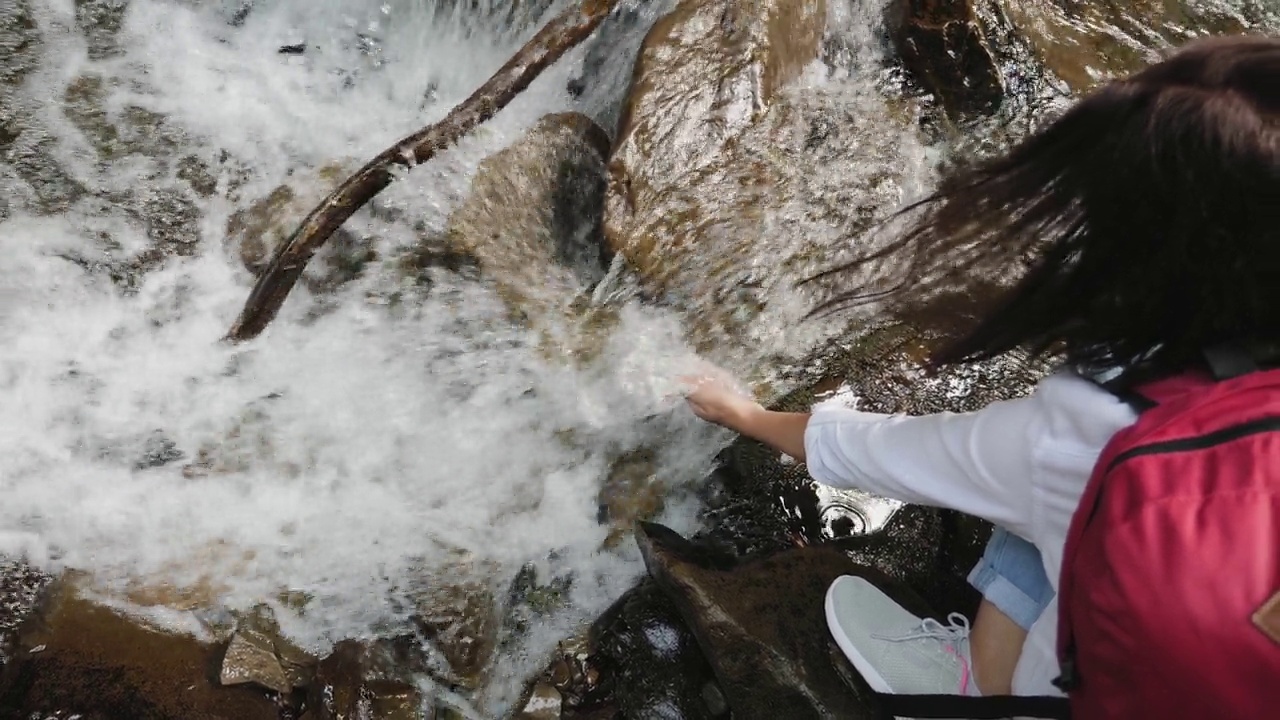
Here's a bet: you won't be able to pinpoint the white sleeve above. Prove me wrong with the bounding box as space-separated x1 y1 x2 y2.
803 394 1039 536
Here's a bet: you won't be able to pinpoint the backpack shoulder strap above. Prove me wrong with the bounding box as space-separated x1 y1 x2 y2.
875 693 1070 719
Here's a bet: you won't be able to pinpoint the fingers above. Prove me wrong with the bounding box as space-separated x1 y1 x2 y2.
676 374 710 396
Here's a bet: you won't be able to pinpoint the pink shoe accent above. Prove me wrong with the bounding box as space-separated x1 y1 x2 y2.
944 643 973 696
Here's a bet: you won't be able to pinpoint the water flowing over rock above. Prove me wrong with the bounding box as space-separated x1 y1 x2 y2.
423 111 611 345
407 570 501 690
603 0 937 378
0 0 39 90
0 582 279 719
225 163 377 295
309 639 430 720
889 0 1004 118
75 0 129 60
890 0 1277 123
995 0 1265 94
219 605 317 696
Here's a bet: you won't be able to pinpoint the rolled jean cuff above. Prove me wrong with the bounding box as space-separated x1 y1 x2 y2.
967 526 1055 631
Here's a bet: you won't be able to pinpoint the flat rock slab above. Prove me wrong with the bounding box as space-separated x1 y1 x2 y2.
637 522 939 720
0 582 278 720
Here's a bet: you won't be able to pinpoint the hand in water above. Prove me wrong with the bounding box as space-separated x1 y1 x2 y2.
680 371 763 431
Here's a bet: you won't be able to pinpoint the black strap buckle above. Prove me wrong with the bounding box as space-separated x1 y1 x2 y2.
1203 344 1260 381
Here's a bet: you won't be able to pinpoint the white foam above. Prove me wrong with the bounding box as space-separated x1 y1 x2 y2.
0 0 940 712
0 0 726 712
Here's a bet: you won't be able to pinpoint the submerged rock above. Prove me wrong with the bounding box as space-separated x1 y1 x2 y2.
588 581 726 720
0 0 39 89
889 0 1003 118
75 0 130 61
995 0 1262 94
0 559 50 673
219 605 317 696
888 0 1275 124
635 522 930 720
603 0 939 378
0 582 279 719
309 638 430 720
424 111 611 345
224 163 378 294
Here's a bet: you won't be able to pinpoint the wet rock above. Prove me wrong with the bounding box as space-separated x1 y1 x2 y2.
430 111 610 334
309 638 429 720
635 522 923 719
994 0 1260 94
177 154 218 197
219 605 316 696
221 631 292 694
406 570 500 689
133 431 185 470
140 187 201 254
597 449 666 549
224 166 377 293
0 0 39 89
588 581 725 720
607 0 826 284
604 0 933 375
888 0 1003 118
515 682 563 720
75 0 129 61
63 72 182 161
0 560 50 673
0 581 279 719
4 127 87 214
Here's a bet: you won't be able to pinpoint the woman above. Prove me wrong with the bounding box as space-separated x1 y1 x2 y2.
683 34 1279 700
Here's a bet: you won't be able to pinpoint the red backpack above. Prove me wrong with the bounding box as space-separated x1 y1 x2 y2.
1053 362 1280 718
872 357 1280 720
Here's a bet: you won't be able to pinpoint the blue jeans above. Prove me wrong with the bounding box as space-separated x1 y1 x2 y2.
967 526 1055 631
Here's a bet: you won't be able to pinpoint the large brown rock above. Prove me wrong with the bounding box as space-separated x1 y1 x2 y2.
309 638 431 720
635 522 930 720
0 582 279 720
606 0 826 290
420 111 611 342
890 0 1272 120
224 162 376 295
997 0 1259 94
889 0 1004 118
603 0 935 377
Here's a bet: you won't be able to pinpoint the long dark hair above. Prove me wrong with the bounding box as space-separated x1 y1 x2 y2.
814 35 1280 388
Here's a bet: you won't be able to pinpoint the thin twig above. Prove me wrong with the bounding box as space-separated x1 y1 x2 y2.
226 0 620 341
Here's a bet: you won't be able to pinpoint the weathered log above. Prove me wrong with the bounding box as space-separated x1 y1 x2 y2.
226 0 621 342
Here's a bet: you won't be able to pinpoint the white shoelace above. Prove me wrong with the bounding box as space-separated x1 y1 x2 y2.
873 612 972 644
872 612 975 695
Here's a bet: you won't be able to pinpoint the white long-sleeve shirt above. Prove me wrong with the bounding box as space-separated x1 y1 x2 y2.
803 371 1138 696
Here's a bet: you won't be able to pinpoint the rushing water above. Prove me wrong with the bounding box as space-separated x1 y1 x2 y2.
0 0 924 710
0 0 736 708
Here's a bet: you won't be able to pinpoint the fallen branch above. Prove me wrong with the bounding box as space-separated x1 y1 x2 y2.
226 0 620 341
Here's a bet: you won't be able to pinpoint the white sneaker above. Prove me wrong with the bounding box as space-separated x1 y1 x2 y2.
825 575 975 697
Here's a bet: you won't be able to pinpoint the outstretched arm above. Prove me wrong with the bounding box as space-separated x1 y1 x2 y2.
683 375 811 461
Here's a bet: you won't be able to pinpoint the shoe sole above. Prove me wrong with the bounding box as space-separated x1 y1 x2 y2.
825 575 894 694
